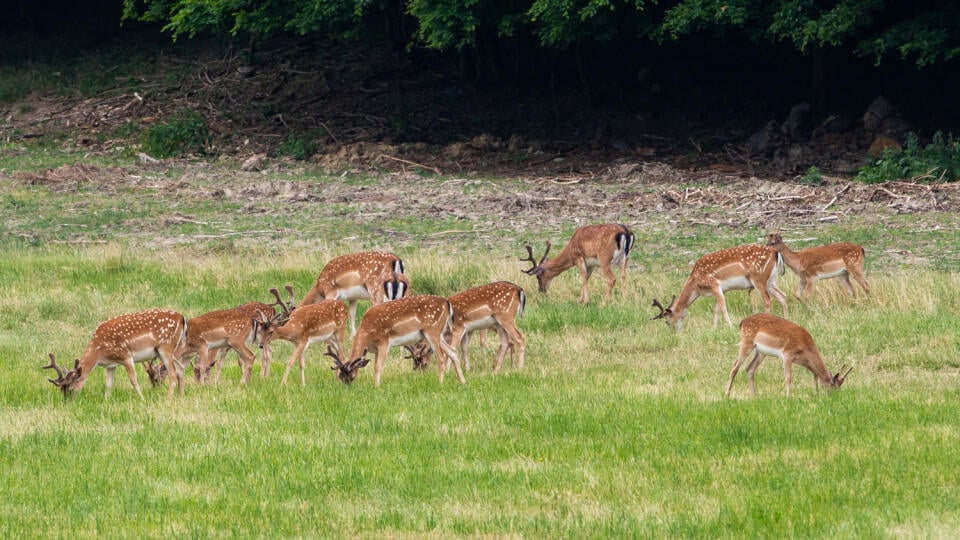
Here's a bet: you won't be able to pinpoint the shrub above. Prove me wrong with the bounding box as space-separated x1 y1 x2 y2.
142 110 210 158
857 132 960 184
277 133 318 160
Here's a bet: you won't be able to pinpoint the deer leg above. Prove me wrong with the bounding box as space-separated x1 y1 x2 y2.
121 360 146 400
726 344 754 396
448 326 468 371
850 267 871 295
260 343 273 378
712 286 731 328
796 278 812 304
600 262 617 301
235 344 257 385
348 301 359 336
281 341 309 386
744 352 765 398
768 283 788 318
158 345 184 396
491 325 511 372
426 329 465 384
784 360 794 397
578 260 592 304
211 348 227 383
373 348 389 386
493 314 525 369
104 366 117 399
839 273 856 296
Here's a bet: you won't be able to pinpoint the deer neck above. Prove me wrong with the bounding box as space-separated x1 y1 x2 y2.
299 282 327 305
543 247 578 277
771 243 804 273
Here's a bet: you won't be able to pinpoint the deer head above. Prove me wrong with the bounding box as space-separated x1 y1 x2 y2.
404 342 433 371
145 359 168 387
326 345 371 384
831 365 854 388
42 353 82 397
519 242 552 292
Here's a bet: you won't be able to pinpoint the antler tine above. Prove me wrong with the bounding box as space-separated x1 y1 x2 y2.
538 241 552 266
268 287 286 312
650 298 667 319
324 344 345 369
42 352 65 379
840 364 854 378
284 284 296 310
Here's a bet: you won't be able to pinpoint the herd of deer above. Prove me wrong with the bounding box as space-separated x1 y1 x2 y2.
42 223 867 400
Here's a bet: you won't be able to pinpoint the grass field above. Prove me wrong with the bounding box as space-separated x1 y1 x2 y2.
1 154 959 537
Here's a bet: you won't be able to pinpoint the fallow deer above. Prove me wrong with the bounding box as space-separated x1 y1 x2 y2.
203 288 292 382
299 251 408 334
651 244 788 331
328 295 465 386
448 281 526 371
766 232 870 303
521 223 634 304
254 293 348 387
42 309 187 399
729 313 853 397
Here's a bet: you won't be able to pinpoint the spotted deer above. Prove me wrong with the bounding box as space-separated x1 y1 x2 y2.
766 232 870 303
521 223 634 304
327 295 464 386
300 251 408 334
254 288 348 386
43 309 188 399
729 314 852 397
651 244 787 331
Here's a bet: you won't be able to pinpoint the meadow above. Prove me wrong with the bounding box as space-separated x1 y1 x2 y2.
1 154 959 538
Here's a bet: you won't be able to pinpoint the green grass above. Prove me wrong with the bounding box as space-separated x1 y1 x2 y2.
2 245 960 537
2 157 960 537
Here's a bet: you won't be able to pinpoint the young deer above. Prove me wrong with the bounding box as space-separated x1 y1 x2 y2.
299 251 408 334
448 281 526 371
729 313 853 397
43 309 188 399
180 307 267 385
766 232 870 303
328 295 465 386
203 288 292 382
254 296 348 387
651 244 787 331
521 223 634 304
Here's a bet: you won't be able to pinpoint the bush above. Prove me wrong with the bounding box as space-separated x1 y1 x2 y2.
857 132 960 184
142 110 210 158
277 133 318 160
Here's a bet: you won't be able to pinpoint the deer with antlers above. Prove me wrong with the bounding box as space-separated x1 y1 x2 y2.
43 308 188 399
405 282 527 372
766 232 870 303
253 286 348 386
651 244 788 331
196 289 293 382
179 288 291 385
328 295 465 386
299 251 409 334
728 313 853 397
521 223 634 304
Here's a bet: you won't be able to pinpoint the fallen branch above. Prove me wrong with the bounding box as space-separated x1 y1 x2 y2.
379 154 441 176
821 183 851 212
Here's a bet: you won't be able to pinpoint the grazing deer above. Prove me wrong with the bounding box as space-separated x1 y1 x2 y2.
42 309 187 399
299 251 408 334
448 281 526 371
651 244 788 331
521 223 634 304
179 297 287 385
766 232 870 303
328 295 465 386
203 289 293 382
729 314 853 397
254 294 348 387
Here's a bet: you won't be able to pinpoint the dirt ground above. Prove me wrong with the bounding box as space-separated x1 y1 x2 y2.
4 40 959 255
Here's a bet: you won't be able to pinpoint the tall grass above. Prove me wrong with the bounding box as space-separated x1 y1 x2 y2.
1 245 959 537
